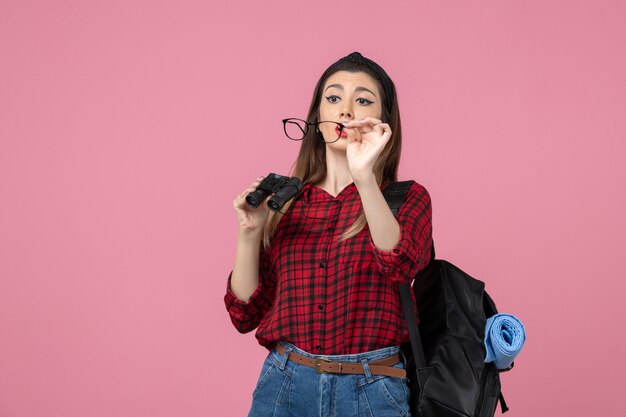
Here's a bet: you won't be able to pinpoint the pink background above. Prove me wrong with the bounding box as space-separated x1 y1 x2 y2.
1 1 624 416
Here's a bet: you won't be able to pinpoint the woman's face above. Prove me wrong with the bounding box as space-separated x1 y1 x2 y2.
317 70 383 150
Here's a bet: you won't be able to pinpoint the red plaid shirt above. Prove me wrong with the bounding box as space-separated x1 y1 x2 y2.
224 180 433 355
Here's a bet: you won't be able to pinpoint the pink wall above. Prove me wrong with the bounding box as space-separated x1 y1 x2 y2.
1 1 624 416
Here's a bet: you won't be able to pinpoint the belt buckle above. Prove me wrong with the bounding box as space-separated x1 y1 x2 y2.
315 359 327 374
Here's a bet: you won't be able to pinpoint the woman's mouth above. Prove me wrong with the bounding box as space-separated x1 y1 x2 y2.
335 125 348 138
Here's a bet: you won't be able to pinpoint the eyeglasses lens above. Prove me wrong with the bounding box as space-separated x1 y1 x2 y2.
284 119 307 140
317 122 342 143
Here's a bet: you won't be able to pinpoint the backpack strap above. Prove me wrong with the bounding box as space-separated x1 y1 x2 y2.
383 181 432 378
499 391 510 413
383 180 414 215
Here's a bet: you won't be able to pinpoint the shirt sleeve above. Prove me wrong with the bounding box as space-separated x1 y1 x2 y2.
369 182 433 284
223 242 276 333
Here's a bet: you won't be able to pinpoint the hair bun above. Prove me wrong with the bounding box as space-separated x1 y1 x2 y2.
347 51 364 60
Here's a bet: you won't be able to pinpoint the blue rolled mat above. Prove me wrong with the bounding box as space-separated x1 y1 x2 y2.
484 313 526 370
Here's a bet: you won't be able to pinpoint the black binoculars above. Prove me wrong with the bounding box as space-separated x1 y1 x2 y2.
246 173 303 212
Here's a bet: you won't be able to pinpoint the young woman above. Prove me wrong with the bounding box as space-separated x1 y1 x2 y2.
225 51 433 417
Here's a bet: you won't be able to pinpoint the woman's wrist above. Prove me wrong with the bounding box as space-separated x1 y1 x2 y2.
352 171 377 189
238 227 263 241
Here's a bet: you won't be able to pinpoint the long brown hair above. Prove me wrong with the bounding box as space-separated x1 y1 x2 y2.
263 51 403 249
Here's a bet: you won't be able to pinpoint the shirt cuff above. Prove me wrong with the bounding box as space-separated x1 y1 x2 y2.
224 270 264 319
369 225 420 267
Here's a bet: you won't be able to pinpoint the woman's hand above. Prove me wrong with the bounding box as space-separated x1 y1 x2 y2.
233 176 271 235
343 117 392 183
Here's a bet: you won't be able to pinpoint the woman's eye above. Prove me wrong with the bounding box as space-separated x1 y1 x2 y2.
325 95 340 103
357 98 373 105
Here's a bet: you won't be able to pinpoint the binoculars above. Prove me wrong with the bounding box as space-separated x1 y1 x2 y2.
246 173 303 212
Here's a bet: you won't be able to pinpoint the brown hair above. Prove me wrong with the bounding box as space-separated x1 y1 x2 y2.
263 52 403 249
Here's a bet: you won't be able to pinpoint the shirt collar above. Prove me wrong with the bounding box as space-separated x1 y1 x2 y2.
297 179 393 204
297 182 353 204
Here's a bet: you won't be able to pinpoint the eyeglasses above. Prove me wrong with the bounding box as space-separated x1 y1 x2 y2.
282 118 346 143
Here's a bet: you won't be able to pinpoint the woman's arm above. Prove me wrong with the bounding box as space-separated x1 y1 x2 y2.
225 230 276 333
355 176 433 284
354 174 401 251
229 176 271 302
225 176 275 333
344 117 401 250
230 230 263 302
346 117 433 282
224 231 276 333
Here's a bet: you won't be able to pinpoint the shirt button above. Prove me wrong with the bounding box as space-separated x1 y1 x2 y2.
319 261 327 268
315 345 322 351
327 227 334 232
318 304 324 310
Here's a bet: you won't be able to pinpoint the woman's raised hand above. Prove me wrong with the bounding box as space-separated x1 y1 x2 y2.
233 176 271 235
343 117 392 182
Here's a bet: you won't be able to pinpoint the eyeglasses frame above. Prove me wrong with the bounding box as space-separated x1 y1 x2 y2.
282 117 346 143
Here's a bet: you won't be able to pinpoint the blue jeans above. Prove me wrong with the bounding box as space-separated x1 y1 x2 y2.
248 341 411 417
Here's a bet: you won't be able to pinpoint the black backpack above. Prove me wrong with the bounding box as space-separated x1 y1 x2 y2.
383 181 513 417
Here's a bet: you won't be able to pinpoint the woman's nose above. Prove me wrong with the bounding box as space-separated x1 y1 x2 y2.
339 100 353 118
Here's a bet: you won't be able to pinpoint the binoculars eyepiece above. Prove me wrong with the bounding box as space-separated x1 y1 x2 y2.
246 173 303 212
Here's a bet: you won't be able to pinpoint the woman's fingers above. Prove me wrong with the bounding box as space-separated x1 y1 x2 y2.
246 176 265 194
357 117 382 126
344 118 382 139
373 123 391 135
345 119 392 144
344 117 382 128
346 126 358 143
234 176 266 209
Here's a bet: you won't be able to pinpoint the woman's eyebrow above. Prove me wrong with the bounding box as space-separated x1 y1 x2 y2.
324 84 377 97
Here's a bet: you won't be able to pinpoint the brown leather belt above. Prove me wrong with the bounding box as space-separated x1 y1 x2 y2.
276 344 406 379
